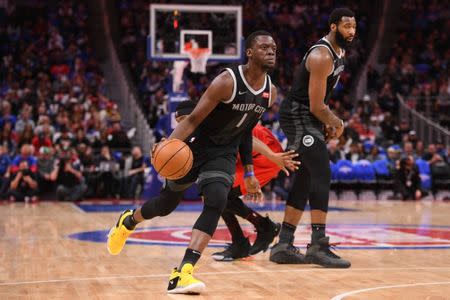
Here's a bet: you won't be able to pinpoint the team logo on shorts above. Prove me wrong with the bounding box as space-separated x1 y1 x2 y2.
302 135 314 147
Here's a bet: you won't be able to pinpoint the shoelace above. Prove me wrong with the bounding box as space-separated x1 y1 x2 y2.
288 243 301 255
322 242 341 258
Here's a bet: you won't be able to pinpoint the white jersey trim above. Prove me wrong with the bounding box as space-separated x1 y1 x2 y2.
238 65 267 95
268 75 274 107
322 37 344 58
308 44 335 76
223 68 237 104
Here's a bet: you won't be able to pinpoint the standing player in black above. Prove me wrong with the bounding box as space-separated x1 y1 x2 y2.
107 31 277 294
270 8 355 268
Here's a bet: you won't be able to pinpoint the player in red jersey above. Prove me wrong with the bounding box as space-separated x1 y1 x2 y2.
175 101 299 261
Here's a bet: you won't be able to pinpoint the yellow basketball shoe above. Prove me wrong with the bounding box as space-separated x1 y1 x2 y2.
107 209 135 255
167 263 206 294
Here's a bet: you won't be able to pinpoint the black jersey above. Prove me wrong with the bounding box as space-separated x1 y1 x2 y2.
280 37 345 139
197 65 273 146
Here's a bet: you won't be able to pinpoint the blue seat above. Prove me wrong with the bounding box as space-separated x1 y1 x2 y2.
336 160 356 182
353 159 376 183
372 159 391 178
415 159 431 190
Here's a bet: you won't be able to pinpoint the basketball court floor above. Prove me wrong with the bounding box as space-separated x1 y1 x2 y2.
1 199 450 299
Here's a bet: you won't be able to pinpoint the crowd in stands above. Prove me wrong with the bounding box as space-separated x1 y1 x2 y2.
117 0 450 200
1 1 448 202
0 1 148 202
367 0 450 128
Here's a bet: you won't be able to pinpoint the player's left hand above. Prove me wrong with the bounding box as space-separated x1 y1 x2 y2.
270 150 301 176
243 175 263 204
151 138 166 161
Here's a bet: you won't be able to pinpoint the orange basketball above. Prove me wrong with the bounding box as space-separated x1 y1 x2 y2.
151 139 193 180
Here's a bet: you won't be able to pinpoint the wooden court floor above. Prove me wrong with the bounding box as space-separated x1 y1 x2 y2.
1 199 450 299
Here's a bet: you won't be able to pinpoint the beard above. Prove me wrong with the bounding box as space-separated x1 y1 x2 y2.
335 29 353 50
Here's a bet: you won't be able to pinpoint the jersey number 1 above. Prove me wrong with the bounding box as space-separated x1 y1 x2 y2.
236 113 248 128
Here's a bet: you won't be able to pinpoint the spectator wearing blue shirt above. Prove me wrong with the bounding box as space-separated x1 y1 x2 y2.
11 144 38 174
0 101 17 128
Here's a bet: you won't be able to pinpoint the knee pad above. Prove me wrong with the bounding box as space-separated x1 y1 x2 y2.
308 165 331 212
200 180 230 213
193 204 222 236
285 169 309 211
140 186 184 219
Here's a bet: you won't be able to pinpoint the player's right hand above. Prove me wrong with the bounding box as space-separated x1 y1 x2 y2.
335 120 345 138
325 125 336 143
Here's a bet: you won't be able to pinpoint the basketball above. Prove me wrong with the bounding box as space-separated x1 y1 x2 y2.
151 139 193 180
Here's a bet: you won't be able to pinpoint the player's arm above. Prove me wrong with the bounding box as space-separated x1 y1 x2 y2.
168 72 233 142
253 137 300 175
239 126 258 199
307 48 344 136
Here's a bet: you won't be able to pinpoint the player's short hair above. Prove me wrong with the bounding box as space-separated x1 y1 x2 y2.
328 8 355 26
245 30 272 50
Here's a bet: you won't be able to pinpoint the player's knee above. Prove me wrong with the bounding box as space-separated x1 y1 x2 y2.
286 195 307 210
193 204 222 236
309 181 330 212
140 187 183 219
201 180 230 213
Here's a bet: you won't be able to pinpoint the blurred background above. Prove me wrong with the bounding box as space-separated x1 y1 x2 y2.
0 0 448 204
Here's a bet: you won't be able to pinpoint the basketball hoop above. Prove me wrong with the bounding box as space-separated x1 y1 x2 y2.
186 48 211 74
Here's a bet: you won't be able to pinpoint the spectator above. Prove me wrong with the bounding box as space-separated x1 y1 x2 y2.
97 145 120 198
72 128 90 147
402 142 415 159
0 120 17 154
54 126 73 151
32 131 53 153
346 142 363 163
50 155 86 201
36 146 56 195
107 121 131 149
14 108 35 133
0 101 17 128
11 144 37 173
17 124 35 149
415 140 425 157
366 146 383 162
0 145 11 199
8 160 39 203
122 146 146 199
386 146 400 175
393 157 422 201
328 140 343 163
423 144 443 165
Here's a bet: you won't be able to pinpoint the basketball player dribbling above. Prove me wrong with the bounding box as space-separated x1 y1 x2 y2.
107 31 278 294
174 101 300 261
270 8 356 268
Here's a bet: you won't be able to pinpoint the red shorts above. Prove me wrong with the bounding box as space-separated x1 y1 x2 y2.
233 156 280 194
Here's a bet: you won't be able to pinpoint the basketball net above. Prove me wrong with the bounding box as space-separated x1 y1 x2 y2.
186 48 211 74
172 44 211 92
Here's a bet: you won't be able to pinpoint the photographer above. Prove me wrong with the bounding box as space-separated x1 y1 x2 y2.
394 156 423 201
8 160 39 203
122 146 147 199
50 154 87 201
